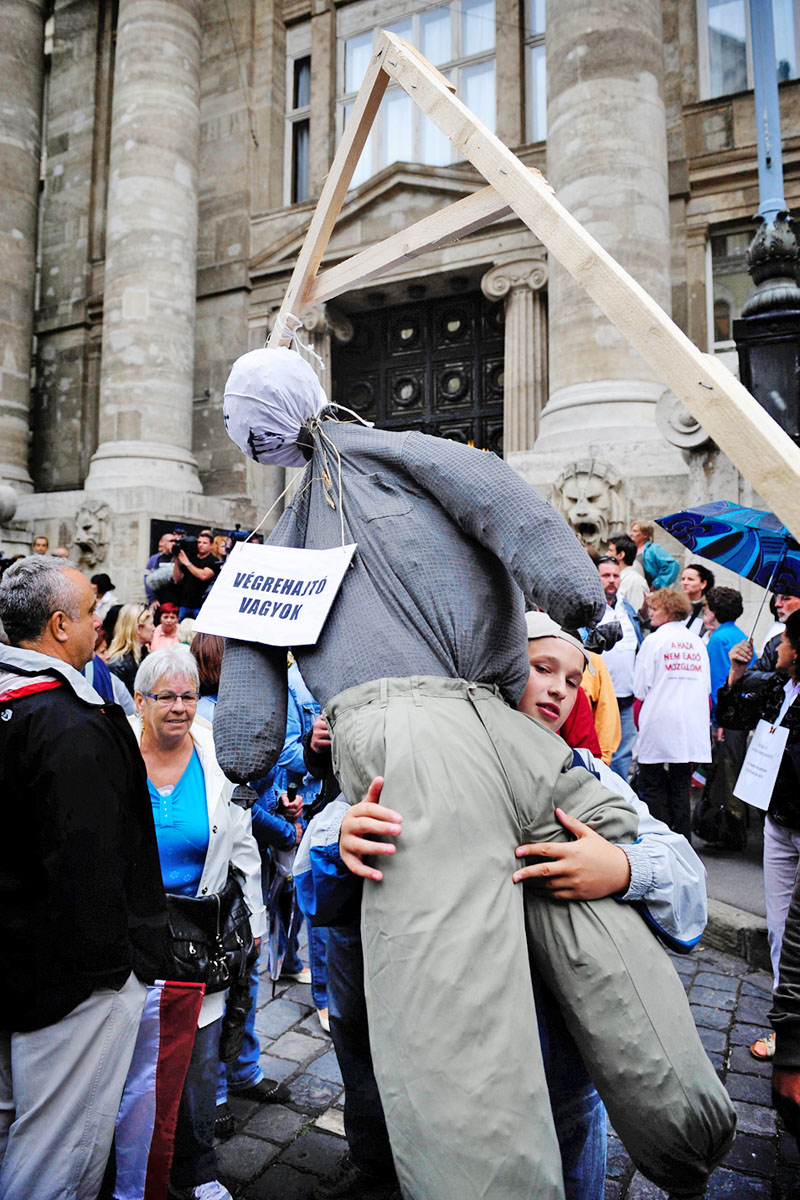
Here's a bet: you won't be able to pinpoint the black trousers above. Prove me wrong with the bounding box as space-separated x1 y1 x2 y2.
326 923 396 1180
636 761 693 841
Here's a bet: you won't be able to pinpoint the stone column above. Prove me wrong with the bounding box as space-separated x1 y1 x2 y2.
85 0 202 492
481 258 548 456
0 0 46 503
537 0 672 450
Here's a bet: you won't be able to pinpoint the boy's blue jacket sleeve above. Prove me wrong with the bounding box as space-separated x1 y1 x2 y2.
571 748 707 952
294 799 362 926
250 773 297 852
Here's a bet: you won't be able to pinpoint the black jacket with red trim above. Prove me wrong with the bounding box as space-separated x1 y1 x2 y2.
0 645 171 1032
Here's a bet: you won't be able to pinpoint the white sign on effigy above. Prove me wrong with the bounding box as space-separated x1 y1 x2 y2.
193 540 357 647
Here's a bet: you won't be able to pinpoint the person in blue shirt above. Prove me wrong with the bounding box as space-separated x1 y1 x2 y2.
629 520 680 589
190 634 299 1136
704 585 754 715
702 585 755 852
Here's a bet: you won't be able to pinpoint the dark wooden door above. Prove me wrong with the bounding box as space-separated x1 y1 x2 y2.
332 291 505 454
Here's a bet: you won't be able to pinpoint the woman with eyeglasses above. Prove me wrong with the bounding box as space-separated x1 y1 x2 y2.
129 647 265 1200
107 602 155 692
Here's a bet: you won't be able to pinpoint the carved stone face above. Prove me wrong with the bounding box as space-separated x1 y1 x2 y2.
552 460 625 549
73 501 111 567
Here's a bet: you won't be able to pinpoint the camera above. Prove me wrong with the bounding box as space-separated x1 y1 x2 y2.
172 535 198 557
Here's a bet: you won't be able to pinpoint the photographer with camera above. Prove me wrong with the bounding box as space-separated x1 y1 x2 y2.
172 530 221 620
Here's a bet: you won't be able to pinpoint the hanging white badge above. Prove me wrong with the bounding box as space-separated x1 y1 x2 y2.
193 541 357 647
733 719 790 811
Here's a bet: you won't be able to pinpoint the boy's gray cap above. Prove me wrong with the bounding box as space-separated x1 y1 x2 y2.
524 610 591 667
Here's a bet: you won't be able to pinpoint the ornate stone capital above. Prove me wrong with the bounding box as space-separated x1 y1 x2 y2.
266 303 353 344
326 305 354 345
655 390 711 450
480 258 548 300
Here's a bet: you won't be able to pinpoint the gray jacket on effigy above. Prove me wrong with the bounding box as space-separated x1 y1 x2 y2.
214 419 605 781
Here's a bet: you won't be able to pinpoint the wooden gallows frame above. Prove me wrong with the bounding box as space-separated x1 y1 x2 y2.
267 30 800 540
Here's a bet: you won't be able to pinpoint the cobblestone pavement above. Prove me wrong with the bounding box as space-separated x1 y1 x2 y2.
216 944 800 1199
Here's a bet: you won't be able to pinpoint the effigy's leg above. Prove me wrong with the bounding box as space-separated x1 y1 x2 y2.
474 700 737 1197
325 677 567 1200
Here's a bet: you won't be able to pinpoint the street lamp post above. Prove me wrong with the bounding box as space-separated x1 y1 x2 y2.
733 0 800 444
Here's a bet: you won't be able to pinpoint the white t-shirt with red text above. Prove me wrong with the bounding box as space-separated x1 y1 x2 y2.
633 621 712 764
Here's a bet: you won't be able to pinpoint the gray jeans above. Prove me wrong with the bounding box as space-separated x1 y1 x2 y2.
764 814 800 987
326 676 734 1200
0 972 146 1200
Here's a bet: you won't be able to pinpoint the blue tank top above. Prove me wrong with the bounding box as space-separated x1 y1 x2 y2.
148 748 209 896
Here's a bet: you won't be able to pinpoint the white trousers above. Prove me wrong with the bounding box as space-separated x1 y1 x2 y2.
764 815 800 988
0 972 146 1200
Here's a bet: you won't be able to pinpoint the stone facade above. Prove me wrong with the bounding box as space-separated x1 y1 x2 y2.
1 0 798 619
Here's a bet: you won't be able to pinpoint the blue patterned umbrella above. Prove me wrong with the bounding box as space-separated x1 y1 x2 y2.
656 501 800 597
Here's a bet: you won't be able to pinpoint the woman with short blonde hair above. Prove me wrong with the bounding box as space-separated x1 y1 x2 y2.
647 587 691 624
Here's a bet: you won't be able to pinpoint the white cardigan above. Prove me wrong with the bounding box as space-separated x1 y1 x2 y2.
129 715 266 1026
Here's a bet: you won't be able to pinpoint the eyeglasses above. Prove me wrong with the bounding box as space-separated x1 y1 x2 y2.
145 691 200 706
596 556 618 565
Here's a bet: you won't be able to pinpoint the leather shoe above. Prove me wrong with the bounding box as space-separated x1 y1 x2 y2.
229 1077 284 1104
214 1103 235 1140
313 1154 400 1199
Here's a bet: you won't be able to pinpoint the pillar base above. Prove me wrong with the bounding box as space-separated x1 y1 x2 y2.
0 463 34 493
532 380 668 452
84 441 203 493
12 486 259 600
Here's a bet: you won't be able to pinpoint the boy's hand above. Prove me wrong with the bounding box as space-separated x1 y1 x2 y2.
279 791 304 821
340 777 402 882
310 716 332 754
512 807 631 900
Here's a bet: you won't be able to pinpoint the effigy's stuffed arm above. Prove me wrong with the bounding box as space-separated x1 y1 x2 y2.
404 431 605 630
522 762 736 1194
214 639 288 783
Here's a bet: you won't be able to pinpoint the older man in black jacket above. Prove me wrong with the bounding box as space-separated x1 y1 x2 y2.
0 555 169 1200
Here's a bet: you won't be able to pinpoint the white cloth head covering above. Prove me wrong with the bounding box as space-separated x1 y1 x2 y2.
223 347 328 468
524 610 590 667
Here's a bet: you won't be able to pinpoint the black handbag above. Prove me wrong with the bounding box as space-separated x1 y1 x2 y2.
691 737 747 850
166 868 257 994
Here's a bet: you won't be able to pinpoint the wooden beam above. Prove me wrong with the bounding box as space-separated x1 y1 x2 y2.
269 28 800 540
305 180 521 307
266 41 389 347
376 31 800 540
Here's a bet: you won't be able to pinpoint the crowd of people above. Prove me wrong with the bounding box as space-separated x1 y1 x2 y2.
0 535 326 1200
1 451 798 1200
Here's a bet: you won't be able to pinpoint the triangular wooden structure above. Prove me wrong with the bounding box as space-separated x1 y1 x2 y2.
268 30 800 540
